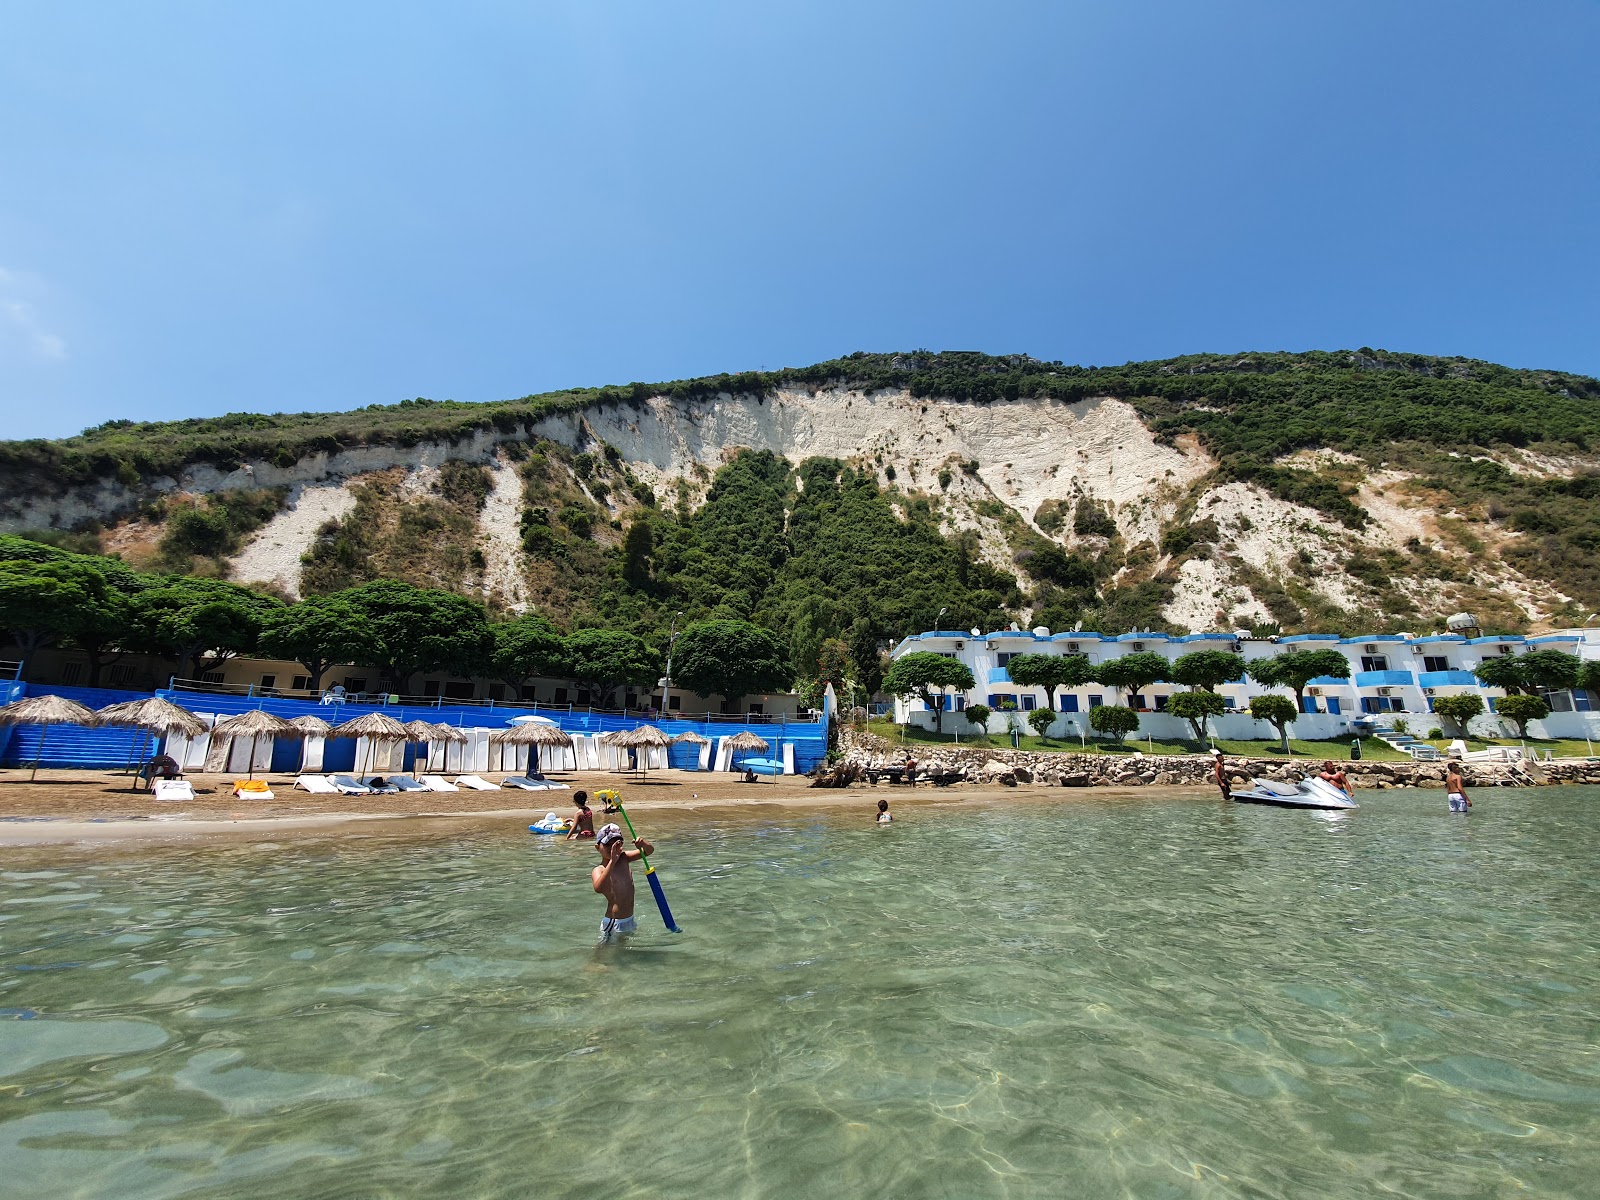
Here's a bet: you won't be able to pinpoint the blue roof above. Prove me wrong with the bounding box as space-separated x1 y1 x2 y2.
1340 635 1407 644
1528 634 1577 644
1277 634 1339 643
1049 632 1106 642
1114 632 1170 642
982 630 1044 641
1411 635 1465 643
1467 635 1524 645
1176 633 1237 642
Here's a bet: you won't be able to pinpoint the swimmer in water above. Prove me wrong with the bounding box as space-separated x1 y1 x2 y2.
876 798 892 824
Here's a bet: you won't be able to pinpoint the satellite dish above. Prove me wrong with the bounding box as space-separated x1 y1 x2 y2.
970 628 980 637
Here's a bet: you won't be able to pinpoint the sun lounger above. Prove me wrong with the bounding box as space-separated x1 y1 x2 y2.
294 775 340 794
327 774 374 795
369 776 428 792
454 774 499 791
419 775 459 792
152 779 194 802
358 777 401 794
232 780 275 800
502 774 571 791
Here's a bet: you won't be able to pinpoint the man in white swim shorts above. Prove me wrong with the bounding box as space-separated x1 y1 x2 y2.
1445 761 1472 813
592 822 654 943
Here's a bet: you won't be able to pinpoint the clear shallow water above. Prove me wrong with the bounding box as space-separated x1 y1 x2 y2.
2 790 1598 1199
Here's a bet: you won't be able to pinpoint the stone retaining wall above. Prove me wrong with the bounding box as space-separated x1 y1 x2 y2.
835 730 1600 789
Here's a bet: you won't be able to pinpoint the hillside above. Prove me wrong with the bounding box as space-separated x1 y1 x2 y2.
4 349 1599 670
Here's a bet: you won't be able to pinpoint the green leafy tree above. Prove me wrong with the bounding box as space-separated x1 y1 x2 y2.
337 579 492 691
620 520 655 591
258 594 374 694
1471 655 1526 695
816 638 854 692
1027 707 1056 739
1431 693 1484 737
1089 703 1140 744
1093 652 1168 707
1167 690 1225 742
563 628 661 708
1169 650 1247 692
1496 693 1549 739
882 651 976 732
489 612 566 692
673 619 791 704
128 578 281 679
1514 649 1582 695
1249 693 1299 752
1580 660 1600 700
964 703 992 731
1007 652 1095 711
847 619 885 698
1250 649 1351 711
0 558 112 661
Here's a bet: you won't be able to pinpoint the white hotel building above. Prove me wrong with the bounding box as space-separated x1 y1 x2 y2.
888 626 1600 742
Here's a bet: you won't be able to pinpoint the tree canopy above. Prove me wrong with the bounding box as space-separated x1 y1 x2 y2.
1093 652 1168 705
671 619 792 703
562 629 660 706
1167 690 1225 741
1006 653 1096 708
883 651 976 732
1251 649 1351 707
1169 650 1247 691
258 594 374 693
1248 693 1298 751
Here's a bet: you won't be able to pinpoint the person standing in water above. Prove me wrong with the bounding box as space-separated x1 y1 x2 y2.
876 798 892 824
592 823 655 944
1212 749 1231 801
1445 761 1472 813
565 791 595 840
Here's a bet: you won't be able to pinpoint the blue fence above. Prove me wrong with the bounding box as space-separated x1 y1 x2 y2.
2 684 830 774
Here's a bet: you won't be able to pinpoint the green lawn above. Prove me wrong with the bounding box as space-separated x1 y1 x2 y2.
859 721 1600 762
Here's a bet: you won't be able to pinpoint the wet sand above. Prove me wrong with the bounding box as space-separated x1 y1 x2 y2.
0 766 1202 844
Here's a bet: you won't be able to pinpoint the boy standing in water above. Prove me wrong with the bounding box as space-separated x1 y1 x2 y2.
1445 761 1472 813
565 791 595 840
592 823 655 944
1212 749 1231 801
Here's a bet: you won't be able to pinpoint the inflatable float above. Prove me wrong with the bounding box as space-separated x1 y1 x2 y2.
528 811 573 835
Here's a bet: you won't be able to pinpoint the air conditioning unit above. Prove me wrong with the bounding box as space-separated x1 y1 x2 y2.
955 641 964 650
1377 687 1392 697
1131 641 1145 651
1307 687 1322 697
1423 688 1436 696
1364 644 1377 654
1067 642 1079 652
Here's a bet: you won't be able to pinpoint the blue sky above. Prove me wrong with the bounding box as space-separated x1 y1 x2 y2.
2 1 1596 439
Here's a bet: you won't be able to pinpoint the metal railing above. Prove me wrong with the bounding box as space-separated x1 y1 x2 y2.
0 660 22 682
165 677 817 725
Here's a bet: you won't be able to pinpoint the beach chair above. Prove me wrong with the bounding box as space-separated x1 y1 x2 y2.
232 780 275 800
327 774 374 795
294 775 340 794
419 775 459 792
454 774 499 791
502 773 571 791
152 779 194 802
374 776 429 792
358 777 401 794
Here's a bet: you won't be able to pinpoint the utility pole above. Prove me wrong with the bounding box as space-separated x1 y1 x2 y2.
659 611 684 715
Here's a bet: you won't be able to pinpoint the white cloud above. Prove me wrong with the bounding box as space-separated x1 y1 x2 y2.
0 266 67 362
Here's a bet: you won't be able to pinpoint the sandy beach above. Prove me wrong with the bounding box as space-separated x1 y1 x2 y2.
0 765 1200 844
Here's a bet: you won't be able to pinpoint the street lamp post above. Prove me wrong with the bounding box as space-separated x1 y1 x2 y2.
659 611 683 716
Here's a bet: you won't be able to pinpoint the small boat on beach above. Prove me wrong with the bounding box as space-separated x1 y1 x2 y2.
1230 777 1358 810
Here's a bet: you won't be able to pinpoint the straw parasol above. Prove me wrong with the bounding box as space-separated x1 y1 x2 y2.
288 714 333 772
491 721 573 774
0 695 99 781
404 720 439 779
95 698 209 790
670 730 710 744
724 730 771 778
604 724 669 778
331 712 412 777
212 710 302 782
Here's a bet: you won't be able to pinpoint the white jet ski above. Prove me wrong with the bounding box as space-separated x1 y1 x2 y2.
1230 776 1358 810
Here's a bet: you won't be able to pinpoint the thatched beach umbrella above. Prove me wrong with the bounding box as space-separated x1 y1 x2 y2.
288 714 333 772
213 710 302 782
424 723 470 773
96 698 209 789
724 730 771 778
604 724 670 778
670 730 710 745
0 695 99 781
331 712 412 777
491 720 573 774
403 720 440 779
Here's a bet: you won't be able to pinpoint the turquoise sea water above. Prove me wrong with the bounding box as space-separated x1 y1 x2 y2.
2 789 1598 1199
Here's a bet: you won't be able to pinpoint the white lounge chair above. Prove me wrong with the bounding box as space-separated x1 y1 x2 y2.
368 775 428 792
502 774 571 791
327 774 373 795
419 775 459 792
454 775 499 791
152 779 194 802
294 775 339 794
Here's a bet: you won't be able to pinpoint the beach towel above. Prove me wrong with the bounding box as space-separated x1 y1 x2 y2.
152 779 195 802
419 775 459 792
294 775 339 794
232 780 275 800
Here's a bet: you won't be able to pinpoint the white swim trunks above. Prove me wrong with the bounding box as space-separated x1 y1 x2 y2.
1448 792 1469 812
598 915 637 943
